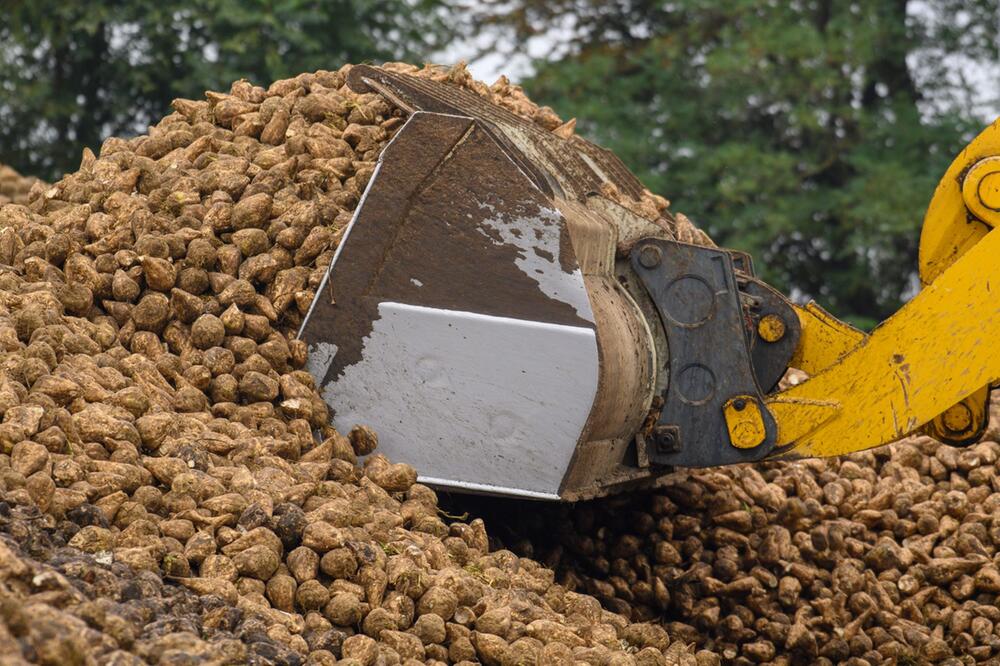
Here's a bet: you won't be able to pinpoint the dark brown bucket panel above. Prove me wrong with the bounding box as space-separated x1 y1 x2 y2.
346 65 646 204
299 110 596 389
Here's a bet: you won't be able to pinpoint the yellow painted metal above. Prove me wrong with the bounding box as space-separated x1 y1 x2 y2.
942 402 973 432
723 395 767 449
757 314 787 343
916 121 1000 444
767 226 1000 459
769 120 1000 458
963 157 1000 227
918 118 1000 285
923 385 990 445
788 301 866 375
766 396 839 445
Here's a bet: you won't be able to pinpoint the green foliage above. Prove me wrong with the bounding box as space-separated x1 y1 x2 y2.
485 0 998 323
0 0 449 181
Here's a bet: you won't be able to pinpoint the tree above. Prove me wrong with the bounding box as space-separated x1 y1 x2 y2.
476 0 1000 325
0 0 450 181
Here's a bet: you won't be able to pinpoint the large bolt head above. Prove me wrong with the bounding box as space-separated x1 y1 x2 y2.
638 244 662 269
962 157 1000 227
978 172 1000 211
942 402 974 434
757 314 786 343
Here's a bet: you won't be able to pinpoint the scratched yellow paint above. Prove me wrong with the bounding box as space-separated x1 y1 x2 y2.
918 118 1000 285
788 302 866 375
722 396 767 448
915 120 1000 445
757 314 787 343
756 122 1000 459
767 226 1000 459
962 158 1000 228
923 384 990 444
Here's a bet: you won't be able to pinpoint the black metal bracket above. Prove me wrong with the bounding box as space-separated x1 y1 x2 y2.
741 277 801 392
630 239 781 467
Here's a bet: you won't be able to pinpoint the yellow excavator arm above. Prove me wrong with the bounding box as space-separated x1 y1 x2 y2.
757 119 1000 459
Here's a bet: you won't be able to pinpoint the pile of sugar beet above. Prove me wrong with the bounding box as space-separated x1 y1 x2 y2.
1 58 998 666
463 390 1000 666
0 63 701 666
0 164 43 207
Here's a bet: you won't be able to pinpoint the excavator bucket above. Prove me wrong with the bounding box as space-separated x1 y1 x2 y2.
300 66 998 500
300 111 604 499
299 66 675 500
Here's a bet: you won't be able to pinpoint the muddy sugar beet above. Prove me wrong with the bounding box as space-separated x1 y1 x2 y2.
465 388 1000 666
0 62 703 665
0 164 43 207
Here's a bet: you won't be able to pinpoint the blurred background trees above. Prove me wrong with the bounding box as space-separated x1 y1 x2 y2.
1 0 997 324
0 0 448 181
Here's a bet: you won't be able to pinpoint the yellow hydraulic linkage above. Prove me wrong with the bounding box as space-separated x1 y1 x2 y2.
752 119 1000 459
788 302 866 375
918 118 1000 445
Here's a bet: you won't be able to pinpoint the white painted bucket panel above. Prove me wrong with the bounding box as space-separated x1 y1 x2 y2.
316 302 600 498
